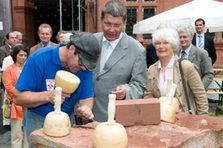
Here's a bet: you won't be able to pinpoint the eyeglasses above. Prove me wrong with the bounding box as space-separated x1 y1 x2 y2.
103 21 123 29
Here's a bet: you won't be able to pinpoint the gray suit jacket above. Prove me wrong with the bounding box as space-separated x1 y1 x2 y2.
178 45 214 89
93 32 147 122
145 56 208 115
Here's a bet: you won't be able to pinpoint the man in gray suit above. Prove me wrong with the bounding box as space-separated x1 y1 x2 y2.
177 24 214 89
93 0 147 122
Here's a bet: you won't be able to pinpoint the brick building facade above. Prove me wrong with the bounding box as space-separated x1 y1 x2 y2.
5 0 223 67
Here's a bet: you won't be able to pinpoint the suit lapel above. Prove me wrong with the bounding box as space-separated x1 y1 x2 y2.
188 45 196 61
103 43 126 70
97 34 128 76
95 35 103 76
38 43 42 49
204 35 208 49
192 34 196 46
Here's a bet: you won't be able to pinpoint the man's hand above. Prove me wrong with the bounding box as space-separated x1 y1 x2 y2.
48 91 70 104
111 85 126 100
61 92 70 103
44 91 55 104
76 104 94 120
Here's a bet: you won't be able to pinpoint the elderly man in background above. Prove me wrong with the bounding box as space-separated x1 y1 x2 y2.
14 31 23 44
56 31 66 43
30 23 57 54
2 31 24 71
177 24 214 89
0 32 17 67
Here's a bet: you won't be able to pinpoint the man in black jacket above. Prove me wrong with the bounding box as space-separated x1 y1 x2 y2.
146 43 158 68
192 18 217 65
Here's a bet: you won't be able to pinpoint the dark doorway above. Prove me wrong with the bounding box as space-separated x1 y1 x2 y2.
33 0 85 44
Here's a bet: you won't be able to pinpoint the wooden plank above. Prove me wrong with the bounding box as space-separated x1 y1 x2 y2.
213 68 223 72
213 68 223 77
207 91 223 95
214 75 223 78
207 87 221 91
213 77 223 81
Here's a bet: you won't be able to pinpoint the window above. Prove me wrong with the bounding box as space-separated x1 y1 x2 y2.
143 7 155 39
143 7 155 19
126 7 137 38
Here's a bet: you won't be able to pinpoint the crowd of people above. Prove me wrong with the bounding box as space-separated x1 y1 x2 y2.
0 0 217 147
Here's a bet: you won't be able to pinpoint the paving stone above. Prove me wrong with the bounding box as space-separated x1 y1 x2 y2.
0 131 11 148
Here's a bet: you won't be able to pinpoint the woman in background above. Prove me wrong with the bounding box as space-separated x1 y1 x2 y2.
3 44 29 148
145 27 208 115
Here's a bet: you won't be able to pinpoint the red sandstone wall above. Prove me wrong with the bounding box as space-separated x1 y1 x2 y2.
214 43 223 68
11 0 35 47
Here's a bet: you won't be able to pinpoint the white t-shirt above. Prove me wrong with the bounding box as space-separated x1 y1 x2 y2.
1 56 14 71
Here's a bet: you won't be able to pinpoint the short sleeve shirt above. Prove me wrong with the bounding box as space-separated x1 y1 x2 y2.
15 44 94 117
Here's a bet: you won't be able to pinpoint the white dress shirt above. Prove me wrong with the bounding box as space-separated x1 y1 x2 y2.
100 32 123 72
179 45 192 59
196 33 204 49
158 55 175 96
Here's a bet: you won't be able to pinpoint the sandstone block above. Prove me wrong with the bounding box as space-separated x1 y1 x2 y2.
115 99 160 126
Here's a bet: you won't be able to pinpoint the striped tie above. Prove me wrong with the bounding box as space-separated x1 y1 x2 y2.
181 50 186 59
198 34 203 48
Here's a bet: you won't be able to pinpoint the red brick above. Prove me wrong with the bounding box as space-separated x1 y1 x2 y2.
115 99 160 126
